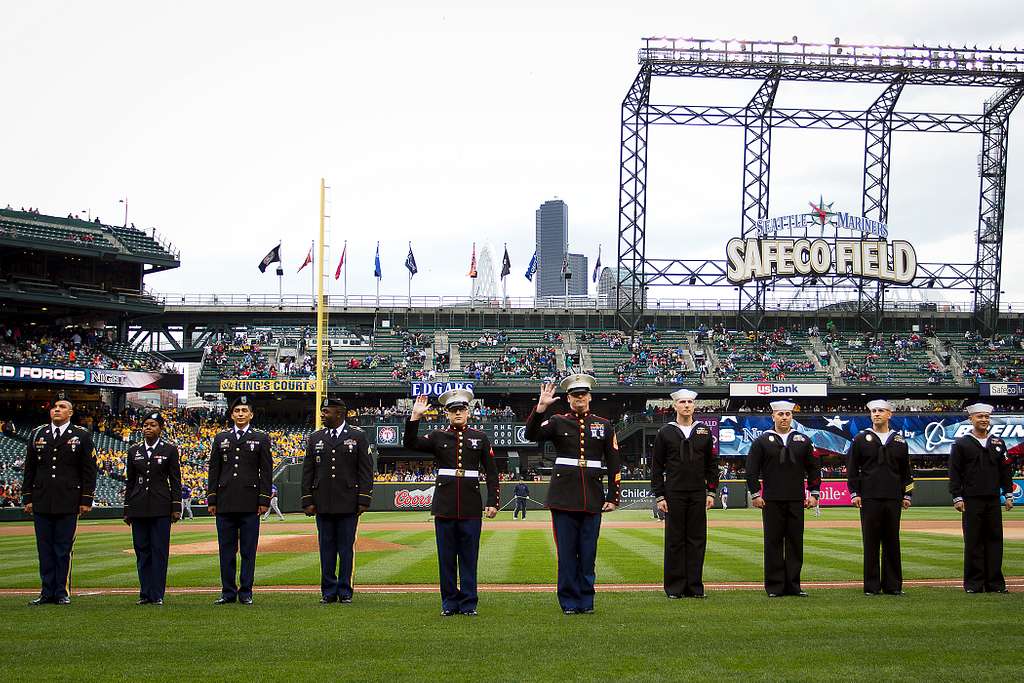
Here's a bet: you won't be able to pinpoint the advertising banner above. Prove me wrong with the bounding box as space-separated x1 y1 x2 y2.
219 378 319 392
980 383 1024 397
410 381 475 397
372 422 535 448
0 363 183 391
729 382 828 398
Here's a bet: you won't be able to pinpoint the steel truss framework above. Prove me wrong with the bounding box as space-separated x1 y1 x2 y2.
616 38 1024 334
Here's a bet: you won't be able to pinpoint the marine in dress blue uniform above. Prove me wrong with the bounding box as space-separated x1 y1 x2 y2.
207 395 273 605
302 397 373 604
525 374 621 614
21 395 97 606
404 389 499 616
847 399 914 595
124 412 182 605
949 403 1015 593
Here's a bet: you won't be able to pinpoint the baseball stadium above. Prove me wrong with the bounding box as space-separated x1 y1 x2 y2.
3 26 1024 683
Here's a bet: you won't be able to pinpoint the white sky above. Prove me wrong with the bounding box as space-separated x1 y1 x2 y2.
3 0 1024 302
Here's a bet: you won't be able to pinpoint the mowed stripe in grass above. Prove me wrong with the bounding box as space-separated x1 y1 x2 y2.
1 591 1021 681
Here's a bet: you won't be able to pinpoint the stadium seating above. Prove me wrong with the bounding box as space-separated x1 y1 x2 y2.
450 329 562 384
939 332 1024 382
584 330 702 386
712 329 827 383
829 333 954 386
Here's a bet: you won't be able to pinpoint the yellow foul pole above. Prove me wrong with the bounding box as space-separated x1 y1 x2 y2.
315 178 327 430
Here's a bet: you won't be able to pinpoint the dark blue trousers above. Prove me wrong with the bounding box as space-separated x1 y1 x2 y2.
551 510 602 612
434 517 482 613
33 513 78 600
131 516 172 602
316 513 359 599
215 513 260 600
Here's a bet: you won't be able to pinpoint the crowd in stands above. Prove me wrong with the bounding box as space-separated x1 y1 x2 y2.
959 331 1024 382
457 331 509 350
0 324 170 372
712 328 816 382
614 332 695 386
206 339 275 379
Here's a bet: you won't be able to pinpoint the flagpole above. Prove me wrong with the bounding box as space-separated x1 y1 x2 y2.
315 179 327 430
276 241 283 309
343 240 348 307
407 241 412 308
309 239 315 308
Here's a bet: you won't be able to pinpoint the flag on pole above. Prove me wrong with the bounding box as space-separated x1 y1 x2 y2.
525 250 538 281
374 242 382 279
467 243 478 278
592 245 602 283
561 254 571 279
257 243 282 273
405 243 418 276
500 245 511 279
334 243 347 280
297 242 313 273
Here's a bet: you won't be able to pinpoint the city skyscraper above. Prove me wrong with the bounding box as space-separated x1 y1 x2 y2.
535 199 568 298
567 253 588 296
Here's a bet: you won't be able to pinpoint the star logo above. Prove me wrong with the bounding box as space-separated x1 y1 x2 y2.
824 415 849 430
808 195 836 227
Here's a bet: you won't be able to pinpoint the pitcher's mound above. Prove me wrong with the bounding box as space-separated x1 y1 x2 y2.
124 534 406 556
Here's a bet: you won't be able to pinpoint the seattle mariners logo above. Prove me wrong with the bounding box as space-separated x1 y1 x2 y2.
377 426 398 445
808 195 837 227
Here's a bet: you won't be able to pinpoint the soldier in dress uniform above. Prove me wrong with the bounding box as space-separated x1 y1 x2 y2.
404 389 499 616
22 395 97 606
525 374 621 615
745 400 821 597
847 399 913 596
207 395 273 605
123 412 182 605
651 388 719 599
949 403 1015 593
302 397 372 604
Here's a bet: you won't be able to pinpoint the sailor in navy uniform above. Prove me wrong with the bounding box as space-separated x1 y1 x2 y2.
302 397 373 604
651 388 719 599
207 395 273 605
22 395 97 606
124 412 182 605
746 400 821 597
950 403 1015 593
525 374 621 614
404 389 499 616
847 399 914 595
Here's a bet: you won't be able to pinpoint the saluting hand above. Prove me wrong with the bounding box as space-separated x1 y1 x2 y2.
410 395 429 420
537 383 557 412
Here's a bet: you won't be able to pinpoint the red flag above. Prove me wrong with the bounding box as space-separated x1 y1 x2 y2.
297 243 313 273
468 243 478 278
334 243 347 280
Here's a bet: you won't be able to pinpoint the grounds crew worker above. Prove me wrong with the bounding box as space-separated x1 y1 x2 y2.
847 399 913 596
124 412 182 605
651 388 718 599
949 402 1015 593
525 374 621 615
746 400 821 597
405 389 499 616
513 481 530 519
22 394 97 606
207 395 273 605
302 397 372 604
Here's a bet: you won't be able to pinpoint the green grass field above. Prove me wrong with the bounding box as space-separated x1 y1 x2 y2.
2 508 1021 681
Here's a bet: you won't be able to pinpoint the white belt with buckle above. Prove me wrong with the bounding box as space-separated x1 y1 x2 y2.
438 468 479 478
554 457 603 469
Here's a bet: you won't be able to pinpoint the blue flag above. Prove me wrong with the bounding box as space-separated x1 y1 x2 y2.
374 242 382 279
405 243 418 276
525 250 538 281
592 245 601 283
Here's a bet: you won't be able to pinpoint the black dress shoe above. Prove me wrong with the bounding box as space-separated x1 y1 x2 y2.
239 597 254 605
461 610 478 616
689 593 707 599
339 597 353 604
54 597 71 605
213 597 236 605
319 596 338 605
993 588 1010 594
29 596 53 606
136 598 152 605
666 594 683 600
440 609 457 617
793 591 809 597
562 609 577 615
767 593 783 598
965 589 980 594
883 590 905 596
152 599 164 606
578 608 595 614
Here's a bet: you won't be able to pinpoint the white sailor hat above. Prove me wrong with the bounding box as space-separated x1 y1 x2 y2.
769 400 796 412
670 389 698 401
966 403 994 415
439 388 474 409
866 399 894 411
559 374 597 395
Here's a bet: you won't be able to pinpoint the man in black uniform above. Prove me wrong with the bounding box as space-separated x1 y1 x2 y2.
302 397 373 604
847 399 913 596
746 400 821 597
22 395 97 605
513 481 530 519
404 388 499 616
207 395 273 605
525 374 621 614
949 402 1015 593
124 412 182 605
651 388 718 599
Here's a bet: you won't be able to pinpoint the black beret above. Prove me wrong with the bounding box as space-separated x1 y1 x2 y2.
321 397 346 409
229 395 253 410
144 412 165 427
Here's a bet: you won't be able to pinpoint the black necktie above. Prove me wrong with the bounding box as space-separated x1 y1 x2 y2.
779 436 794 465
53 427 61 440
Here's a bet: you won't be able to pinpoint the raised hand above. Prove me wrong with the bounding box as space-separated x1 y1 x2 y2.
537 383 557 412
411 395 429 420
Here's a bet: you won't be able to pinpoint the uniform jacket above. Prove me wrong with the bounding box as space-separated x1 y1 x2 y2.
651 421 719 500
513 483 530 498
949 433 1014 502
21 423 97 514
403 420 499 519
847 429 913 501
745 430 821 501
125 439 183 518
301 423 373 514
206 427 273 513
525 408 622 513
